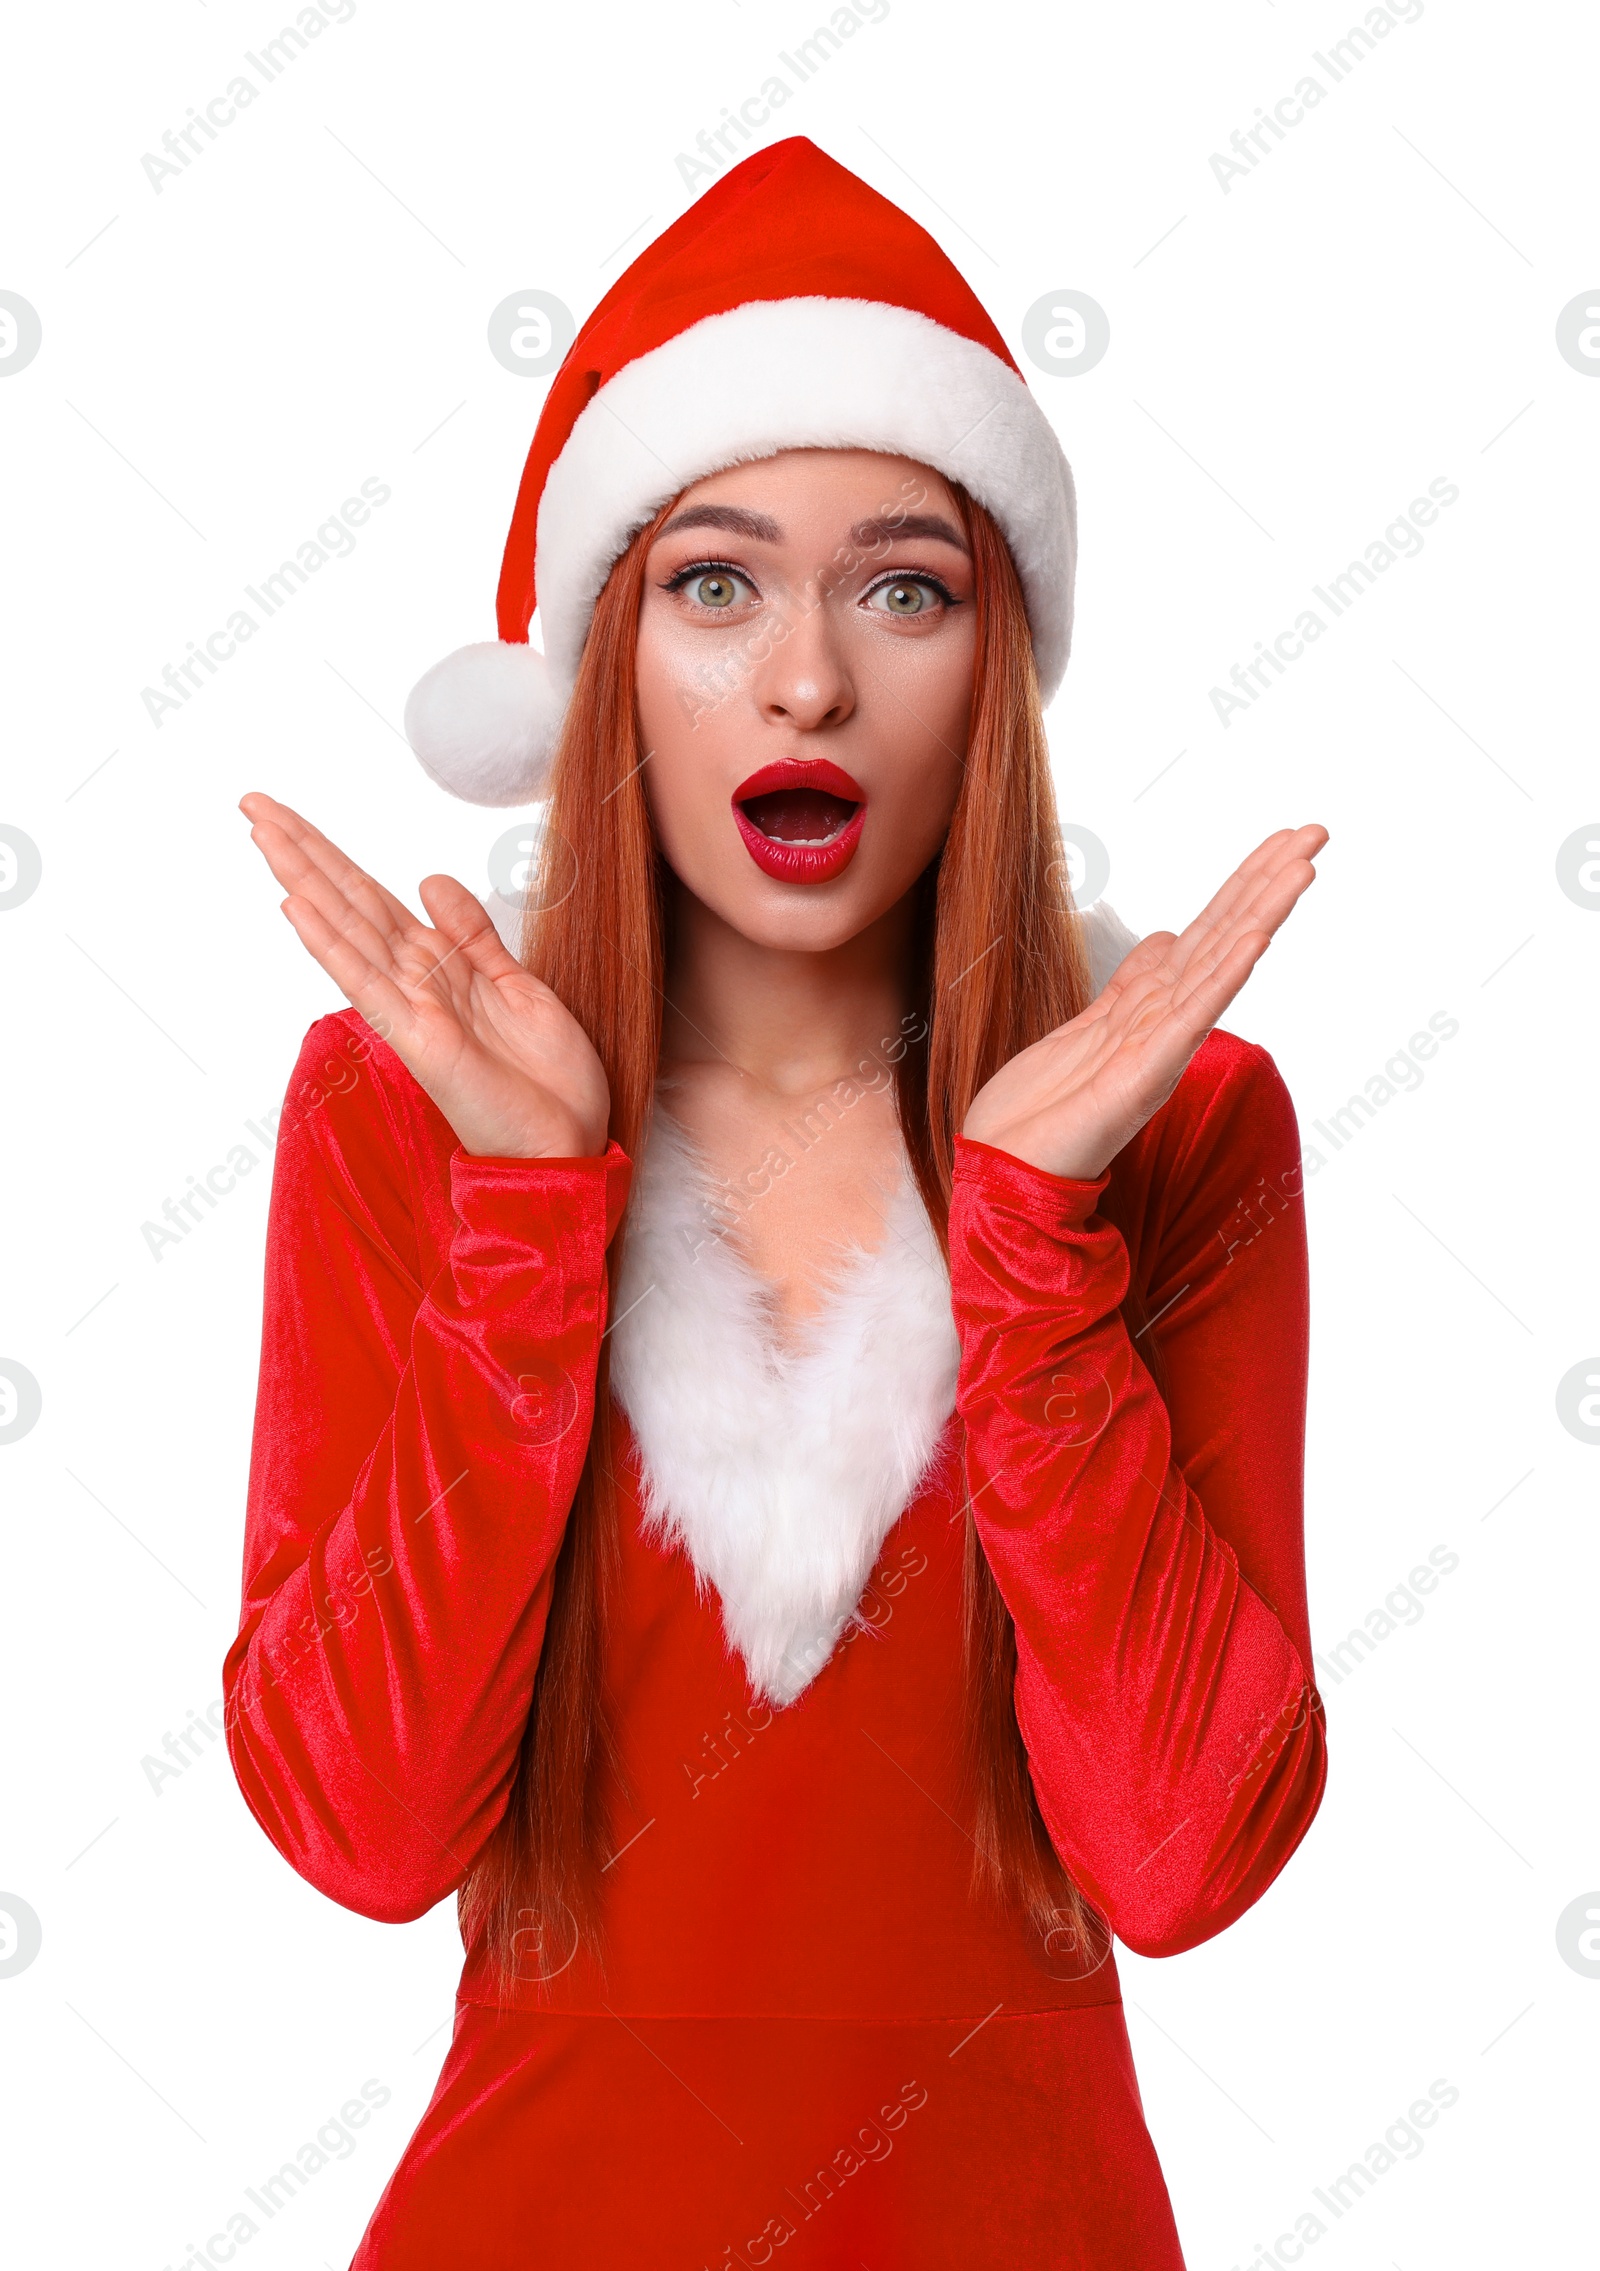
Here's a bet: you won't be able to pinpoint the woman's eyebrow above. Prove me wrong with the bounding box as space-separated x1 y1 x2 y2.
850 511 969 553
659 503 783 541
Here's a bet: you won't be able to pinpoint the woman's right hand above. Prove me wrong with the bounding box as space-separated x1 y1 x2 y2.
241 793 610 1160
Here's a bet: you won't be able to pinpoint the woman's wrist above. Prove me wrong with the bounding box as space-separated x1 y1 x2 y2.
956 1127 1112 1186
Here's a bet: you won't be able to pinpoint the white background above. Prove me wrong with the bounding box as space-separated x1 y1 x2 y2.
1 2 1595 2265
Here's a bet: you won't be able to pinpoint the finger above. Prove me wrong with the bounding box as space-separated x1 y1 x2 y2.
1169 927 1269 1031
255 796 422 942
1127 929 1269 1066
1189 839 1322 986
417 873 524 982
277 892 423 1052
243 796 415 945
1184 823 1325 941
1166 828 1298 957
248 813 412 978
1169 824 1326 972
241 793 421 949
1088 930 1175 1004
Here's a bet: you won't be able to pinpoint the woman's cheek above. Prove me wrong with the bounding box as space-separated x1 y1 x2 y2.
642 752 711 881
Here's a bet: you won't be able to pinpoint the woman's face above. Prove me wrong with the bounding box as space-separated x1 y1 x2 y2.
634 449 975 952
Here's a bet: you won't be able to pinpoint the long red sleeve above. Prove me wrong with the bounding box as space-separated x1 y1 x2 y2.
222 1013 630 1923
948 1036 1326 1957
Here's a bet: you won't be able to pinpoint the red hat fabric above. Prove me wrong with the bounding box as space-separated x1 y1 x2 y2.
405 137 1076 807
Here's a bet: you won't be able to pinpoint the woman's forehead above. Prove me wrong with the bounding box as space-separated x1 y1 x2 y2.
667 448 956 518
654 451 964 553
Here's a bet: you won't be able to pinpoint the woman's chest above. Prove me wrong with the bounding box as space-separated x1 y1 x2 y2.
461 1438 1115 2017
607 1108 962 1706
652 1069 911 1324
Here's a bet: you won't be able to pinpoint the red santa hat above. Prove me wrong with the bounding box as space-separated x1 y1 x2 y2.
404 136 1077 807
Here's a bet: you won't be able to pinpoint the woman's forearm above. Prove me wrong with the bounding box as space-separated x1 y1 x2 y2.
223 1018 629 1922
949 1129 1326 1956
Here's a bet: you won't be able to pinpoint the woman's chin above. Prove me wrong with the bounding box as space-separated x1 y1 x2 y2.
661 857 909 954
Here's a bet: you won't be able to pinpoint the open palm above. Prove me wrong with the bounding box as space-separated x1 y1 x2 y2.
964 824 1328 1181
241 793 609 1160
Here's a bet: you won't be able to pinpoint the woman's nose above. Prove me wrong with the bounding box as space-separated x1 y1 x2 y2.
753 597 856 731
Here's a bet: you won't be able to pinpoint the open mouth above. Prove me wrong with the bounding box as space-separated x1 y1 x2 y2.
740 787 858 844
731 760 867 883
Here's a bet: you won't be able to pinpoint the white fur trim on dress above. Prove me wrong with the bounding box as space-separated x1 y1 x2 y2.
608 1109 961 1707
602 906 1133 1708
407 296 1077 807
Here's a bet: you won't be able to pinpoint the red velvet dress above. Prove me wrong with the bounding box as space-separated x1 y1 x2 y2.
224 1008 1325 2269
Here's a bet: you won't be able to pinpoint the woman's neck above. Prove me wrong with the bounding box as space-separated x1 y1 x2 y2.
660 882 917 1098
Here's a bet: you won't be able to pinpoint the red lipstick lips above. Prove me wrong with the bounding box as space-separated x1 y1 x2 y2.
731 759 867 884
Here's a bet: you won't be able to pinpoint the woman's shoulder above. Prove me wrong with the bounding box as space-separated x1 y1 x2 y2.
1082 898 1299 1193
1111 1026 1303 1280
276 1006 418 1133
1168 1024 1293 1137
273 1007 457 1215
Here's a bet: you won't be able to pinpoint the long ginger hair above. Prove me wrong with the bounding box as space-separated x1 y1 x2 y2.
458 474 1161 1993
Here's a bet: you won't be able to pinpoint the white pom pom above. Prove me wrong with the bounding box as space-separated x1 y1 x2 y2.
1080 898 1141 999
402 640 567 808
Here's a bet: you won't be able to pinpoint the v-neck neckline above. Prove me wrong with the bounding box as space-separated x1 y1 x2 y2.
646 1096 913 1355
607 1102 962 1705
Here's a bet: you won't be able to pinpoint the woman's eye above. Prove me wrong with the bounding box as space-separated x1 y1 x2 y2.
681 569 750 610
866 578 941 616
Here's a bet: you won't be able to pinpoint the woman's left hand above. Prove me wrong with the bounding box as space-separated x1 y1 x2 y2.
962 824 1328 1182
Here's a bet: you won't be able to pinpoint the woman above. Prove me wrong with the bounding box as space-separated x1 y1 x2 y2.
225 139 1328 2267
